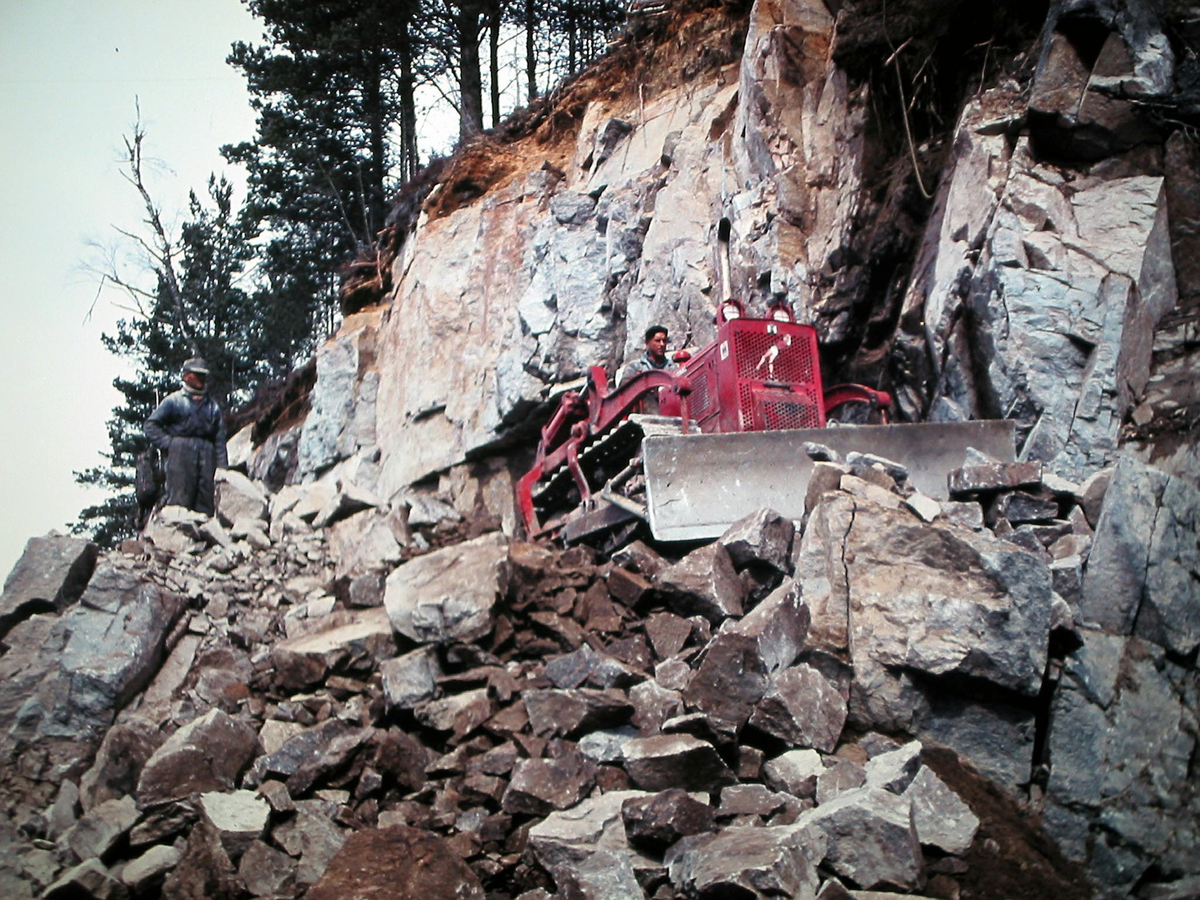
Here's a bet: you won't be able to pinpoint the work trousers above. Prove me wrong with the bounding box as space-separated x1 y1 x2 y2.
163 436 218 516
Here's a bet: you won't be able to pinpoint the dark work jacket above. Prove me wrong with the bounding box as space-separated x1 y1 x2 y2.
145 390 229 468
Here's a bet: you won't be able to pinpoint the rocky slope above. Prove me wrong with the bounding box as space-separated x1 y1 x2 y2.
3 448 1193 900
2 0 1198 897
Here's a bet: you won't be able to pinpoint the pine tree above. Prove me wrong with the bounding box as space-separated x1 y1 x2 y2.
224 0 420 335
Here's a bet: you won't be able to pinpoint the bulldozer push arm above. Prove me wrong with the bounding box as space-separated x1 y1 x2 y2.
515 365 694 537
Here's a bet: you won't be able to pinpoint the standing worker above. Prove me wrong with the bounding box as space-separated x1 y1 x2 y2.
145 357 228 516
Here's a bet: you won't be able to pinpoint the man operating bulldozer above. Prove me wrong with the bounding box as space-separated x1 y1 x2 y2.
618 324 677 385
144 357 227 516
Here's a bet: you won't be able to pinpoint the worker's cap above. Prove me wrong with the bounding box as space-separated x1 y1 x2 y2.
181 357 211 377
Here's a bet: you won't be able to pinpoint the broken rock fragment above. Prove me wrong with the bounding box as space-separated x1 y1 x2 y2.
719 507 795 574
385 532 510 643
501 754 595 816
620 788 716 851
136 709 257 807
903 766 979 855
682 632 769 733
797 786 922 890
0 534 96 640
762 749 824 799
652 542 746 623
523 688 634 738
380 645 442 710
749 663 847 752
621 734 736 791
198 790 269 862
665 826 818 900
305 825 484 900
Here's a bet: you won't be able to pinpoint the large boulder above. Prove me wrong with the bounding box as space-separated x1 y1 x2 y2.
1045 627 1198 892
1082 455 1200 655
0 565 185 781
384 532 510 644
0 535 96 640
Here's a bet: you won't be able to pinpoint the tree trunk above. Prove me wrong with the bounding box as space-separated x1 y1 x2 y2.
525 0 537 101
489 1 502 127
399 12 419 180
362 53 388 237
457 1 486 139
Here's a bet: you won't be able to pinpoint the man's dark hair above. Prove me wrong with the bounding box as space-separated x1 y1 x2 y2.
644 324 668 342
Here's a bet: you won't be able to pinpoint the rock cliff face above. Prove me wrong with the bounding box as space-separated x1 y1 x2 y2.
2 0 1198 898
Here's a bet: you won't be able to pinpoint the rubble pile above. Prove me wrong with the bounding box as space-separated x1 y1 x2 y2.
1 442 1195 900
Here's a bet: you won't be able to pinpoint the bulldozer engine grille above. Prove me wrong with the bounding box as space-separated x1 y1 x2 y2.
687 366 712 419
734 329 817 384
749 389 823 430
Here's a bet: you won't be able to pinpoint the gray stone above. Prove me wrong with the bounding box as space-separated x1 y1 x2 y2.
0 534 96 640
947 461 1043 497
863 741 922 794
47 780 80 839
913 695 1036 792
578 727 637 763
622 734 736 792
816 758 866 806
904 493 941 523
841 499 1052 738
272 607 396 692
653 542 746 624
523 688 634 738
847 452 909 485
550 191 597 226
762 749 824 799
0 565 185 781
118 844 180 892
380 646 442 710
384 532 510 644
160 818 241 898
297 330 362 478
1083 456 1200 656
414 688 493 739
272 800 347 886
528 791 648 879
63 795 139 862
719 508 795 573
629 680 685 734
903 766 979 855
137 709 258 807
726 578 810 674
43 859 128 900
198 791 269 862
717 783 789 818
237 840 297 898
665 826 818 900
749 664 847 753
79 716 164 811
797 787 922 890
1047 629 1198 882
311 481 382 529
326 510 404 580
214 469 268 527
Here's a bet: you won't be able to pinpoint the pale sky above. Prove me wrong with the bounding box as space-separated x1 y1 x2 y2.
0 0 261 576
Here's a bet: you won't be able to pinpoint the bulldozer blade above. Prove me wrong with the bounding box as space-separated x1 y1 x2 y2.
643 420 1016 542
